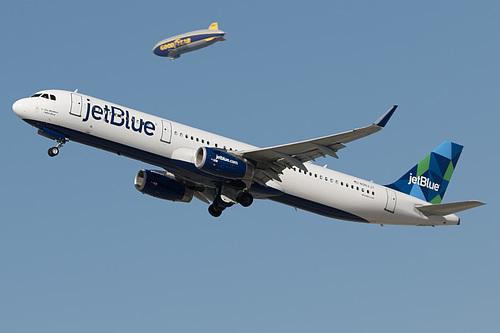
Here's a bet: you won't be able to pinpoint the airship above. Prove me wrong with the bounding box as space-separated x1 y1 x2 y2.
153 22 226 60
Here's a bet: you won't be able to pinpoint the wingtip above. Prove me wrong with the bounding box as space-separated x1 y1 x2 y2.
375 105 398 128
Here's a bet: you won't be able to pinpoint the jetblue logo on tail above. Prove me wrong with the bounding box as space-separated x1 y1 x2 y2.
407 173 440 192
387 142 463 204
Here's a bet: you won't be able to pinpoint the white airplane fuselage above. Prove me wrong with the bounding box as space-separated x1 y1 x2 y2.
12 90 463 226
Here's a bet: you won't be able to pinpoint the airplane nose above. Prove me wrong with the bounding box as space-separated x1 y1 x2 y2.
12 99 26 118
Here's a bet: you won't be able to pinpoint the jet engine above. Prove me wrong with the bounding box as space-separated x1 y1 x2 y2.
195 147 254 180
134 169 193 202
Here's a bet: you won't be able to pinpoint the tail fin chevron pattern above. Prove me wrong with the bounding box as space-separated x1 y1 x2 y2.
386 142 463 204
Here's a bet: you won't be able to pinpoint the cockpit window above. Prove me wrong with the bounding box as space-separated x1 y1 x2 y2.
30 93 56 101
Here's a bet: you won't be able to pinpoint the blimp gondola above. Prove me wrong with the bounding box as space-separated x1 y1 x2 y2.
153 22 226 60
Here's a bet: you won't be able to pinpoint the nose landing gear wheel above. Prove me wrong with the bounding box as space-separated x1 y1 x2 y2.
47 137 67 157
48 147 59 157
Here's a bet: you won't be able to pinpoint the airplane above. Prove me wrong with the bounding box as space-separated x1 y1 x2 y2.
153 22 226 60
12 89 485 226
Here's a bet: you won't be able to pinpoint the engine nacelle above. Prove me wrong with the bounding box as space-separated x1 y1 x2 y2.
195 147 254 180
134 169 193 202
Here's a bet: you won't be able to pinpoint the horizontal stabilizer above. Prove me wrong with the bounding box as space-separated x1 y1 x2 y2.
416 200 485 216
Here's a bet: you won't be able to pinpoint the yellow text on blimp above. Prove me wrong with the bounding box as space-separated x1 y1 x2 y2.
160 38 192 50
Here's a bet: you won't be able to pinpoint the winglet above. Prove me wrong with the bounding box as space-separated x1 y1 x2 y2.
208 22 219 30
374 105 398 128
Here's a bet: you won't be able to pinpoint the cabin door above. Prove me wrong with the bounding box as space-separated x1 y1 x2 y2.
70 93 82 116
160 120 172 143
385 189 397 213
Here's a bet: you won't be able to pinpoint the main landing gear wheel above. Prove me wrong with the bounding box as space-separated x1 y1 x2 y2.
238 192 253 207
48 147 59 157
208 204 224 217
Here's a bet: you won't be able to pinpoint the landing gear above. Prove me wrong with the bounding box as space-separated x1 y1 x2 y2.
208 203 224 217
238 192 253 207
207 190 254 218
48 147 59 157
47 138 67 157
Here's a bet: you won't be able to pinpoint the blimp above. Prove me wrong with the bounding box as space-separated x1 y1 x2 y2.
153 22 226 60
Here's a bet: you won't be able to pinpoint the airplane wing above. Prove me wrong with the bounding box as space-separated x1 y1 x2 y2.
237 106 397 184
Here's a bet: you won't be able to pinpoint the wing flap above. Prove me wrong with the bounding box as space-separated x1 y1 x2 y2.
416 200 486 216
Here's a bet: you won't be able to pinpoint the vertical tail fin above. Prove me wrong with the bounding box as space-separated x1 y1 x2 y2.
386 141 463 204
208 22 219 30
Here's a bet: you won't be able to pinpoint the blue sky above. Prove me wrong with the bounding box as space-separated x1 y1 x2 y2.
1 0 499 332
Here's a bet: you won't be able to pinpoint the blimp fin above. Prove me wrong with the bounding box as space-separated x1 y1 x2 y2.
208 22 219 30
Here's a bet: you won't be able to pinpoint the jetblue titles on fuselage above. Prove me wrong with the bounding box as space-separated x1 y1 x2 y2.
82 101 156 136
